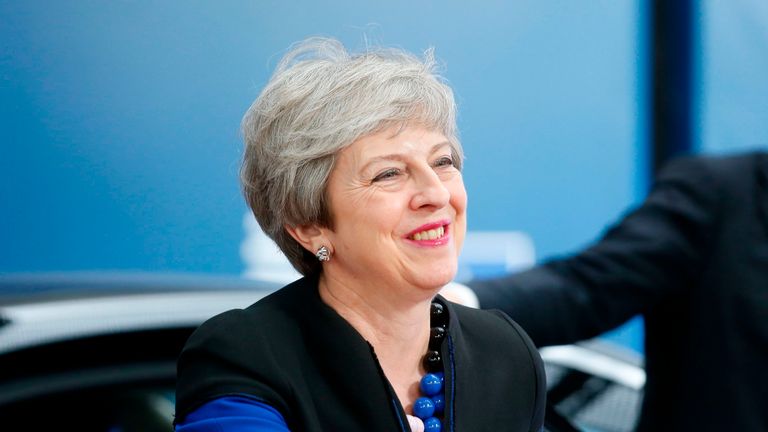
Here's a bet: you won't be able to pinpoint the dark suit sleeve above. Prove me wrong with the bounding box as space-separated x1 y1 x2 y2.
469 156 723 347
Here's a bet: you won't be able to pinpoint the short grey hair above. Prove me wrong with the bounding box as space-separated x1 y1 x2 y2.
241 37 463 276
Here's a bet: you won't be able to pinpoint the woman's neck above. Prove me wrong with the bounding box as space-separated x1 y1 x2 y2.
318 272 435 409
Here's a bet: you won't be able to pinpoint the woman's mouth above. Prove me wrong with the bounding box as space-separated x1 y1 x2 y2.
405 221 451 246
409 225 446 241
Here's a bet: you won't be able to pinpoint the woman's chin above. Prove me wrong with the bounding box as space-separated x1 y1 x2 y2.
408 268 457 293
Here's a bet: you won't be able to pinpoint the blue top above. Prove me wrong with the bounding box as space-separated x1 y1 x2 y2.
175 395 290 431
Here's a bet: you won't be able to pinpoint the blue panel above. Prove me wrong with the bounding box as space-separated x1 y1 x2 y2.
1 1 646 281
696 1 768 154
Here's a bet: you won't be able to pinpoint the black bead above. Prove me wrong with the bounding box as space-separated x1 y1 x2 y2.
430 302 446 326
429 326 446 350
423 350 442 372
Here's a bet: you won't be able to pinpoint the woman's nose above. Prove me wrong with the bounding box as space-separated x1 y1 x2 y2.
410 169 450 210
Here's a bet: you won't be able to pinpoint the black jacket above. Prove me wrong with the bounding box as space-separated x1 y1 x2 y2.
470 152 768 431
176 275 546 431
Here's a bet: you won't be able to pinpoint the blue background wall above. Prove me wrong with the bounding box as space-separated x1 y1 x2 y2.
4 1 768 356
697 1 768 154
1 1 646 275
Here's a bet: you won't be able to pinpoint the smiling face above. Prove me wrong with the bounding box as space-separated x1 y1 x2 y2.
319 126 467 295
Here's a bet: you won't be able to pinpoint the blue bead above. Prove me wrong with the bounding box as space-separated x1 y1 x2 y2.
431 393 445 414
434 371 444 384
424 417 442 431
420 373 443 396
413 396 435 419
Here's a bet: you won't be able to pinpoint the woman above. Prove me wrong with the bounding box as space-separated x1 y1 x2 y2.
174 37 545 432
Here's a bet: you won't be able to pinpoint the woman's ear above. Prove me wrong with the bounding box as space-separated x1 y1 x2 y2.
285 224 330 255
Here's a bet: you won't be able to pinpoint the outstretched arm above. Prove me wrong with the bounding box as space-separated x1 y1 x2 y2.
469 156 721 347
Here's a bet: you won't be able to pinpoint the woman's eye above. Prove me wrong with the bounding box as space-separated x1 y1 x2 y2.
372 168 401 182
434 156 454 168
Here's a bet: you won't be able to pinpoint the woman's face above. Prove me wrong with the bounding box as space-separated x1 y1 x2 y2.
322 126 467 292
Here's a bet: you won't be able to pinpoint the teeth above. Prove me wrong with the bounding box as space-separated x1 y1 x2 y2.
411 226 445 240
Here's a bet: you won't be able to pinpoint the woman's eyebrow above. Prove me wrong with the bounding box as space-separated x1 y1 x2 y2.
430 141 452 152
359 141 451 173
358 154 406 176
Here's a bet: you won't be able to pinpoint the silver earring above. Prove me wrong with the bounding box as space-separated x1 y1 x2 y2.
316 246 331 262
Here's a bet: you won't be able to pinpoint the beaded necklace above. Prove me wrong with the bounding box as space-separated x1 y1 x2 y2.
407 301 447 432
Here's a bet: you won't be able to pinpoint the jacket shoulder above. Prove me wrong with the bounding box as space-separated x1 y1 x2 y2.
185 277 308 347
175 278 314 421
661 151 764 183
449 301 539 357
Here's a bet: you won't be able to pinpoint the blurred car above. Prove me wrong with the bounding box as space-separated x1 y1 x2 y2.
541 340 644 432
0 272 643 431
0 272 279 430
